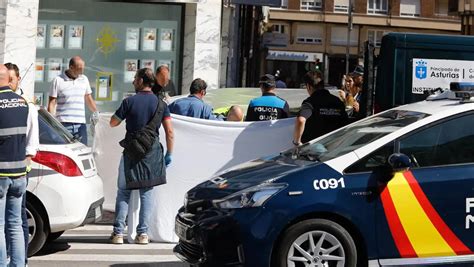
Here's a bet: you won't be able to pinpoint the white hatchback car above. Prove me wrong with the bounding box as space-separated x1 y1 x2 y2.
27 109 104 256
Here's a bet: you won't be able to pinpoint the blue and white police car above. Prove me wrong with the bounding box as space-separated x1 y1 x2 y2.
174 84 474 266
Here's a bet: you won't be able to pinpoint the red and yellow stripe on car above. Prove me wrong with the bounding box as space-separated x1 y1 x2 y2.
381 171 472 257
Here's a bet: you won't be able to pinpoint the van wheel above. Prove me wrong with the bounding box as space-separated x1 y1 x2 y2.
26 201 49 256
275 219 357 267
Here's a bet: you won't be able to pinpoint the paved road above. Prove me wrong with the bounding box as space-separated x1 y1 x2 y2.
29 223 188 267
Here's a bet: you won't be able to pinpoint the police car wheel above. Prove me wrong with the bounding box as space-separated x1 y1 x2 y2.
275 219 357 267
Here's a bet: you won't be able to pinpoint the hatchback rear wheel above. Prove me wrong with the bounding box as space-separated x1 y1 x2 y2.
26 200 49 256
275 219 357 267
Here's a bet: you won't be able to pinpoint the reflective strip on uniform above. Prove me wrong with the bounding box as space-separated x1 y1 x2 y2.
0 172 27 177
0 127 27 137
0 160 26 169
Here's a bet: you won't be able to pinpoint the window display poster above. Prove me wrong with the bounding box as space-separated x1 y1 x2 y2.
36 24 46 48
34 93 44 107
68 25 83 49
48 58 63 81
49 25 64 48
140 59 155 71
126 28 140 51
160 29 173 51
96 72 113 100
124 59 138 82
142 28 156 51
35 58 45 82
159 59 172 77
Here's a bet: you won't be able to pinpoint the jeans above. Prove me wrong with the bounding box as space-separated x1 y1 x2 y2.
113 157 153 236
61 122 88 145
0 177 27 267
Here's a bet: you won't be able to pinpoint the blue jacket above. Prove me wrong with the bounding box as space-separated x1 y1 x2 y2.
0 87 29 177
169 95 222 120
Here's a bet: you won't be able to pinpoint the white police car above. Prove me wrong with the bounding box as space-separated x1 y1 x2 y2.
174 84 474 266
27 109 104 256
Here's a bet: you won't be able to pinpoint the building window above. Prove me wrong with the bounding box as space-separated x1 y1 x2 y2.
301 0 323 11
272 24 285 34
296 24 323 44
367 29 385 47
331 26 359 46
367 0 388 15
435 0 458 16
400 0 420 17
334 0 349 13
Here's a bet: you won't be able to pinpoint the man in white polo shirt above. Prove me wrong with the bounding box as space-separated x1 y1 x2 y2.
47 56 98 145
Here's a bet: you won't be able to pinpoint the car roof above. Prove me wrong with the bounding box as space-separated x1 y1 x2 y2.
391 99 474 116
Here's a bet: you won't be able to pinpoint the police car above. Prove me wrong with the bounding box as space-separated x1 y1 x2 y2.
174 83 474 266
27 108 104 256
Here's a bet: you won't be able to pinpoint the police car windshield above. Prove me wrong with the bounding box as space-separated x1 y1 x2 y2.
285 110 429 162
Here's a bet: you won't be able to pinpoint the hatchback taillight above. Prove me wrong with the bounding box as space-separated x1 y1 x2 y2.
32 151 82 177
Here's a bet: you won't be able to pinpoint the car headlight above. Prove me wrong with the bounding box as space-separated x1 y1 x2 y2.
212 183 287 209
183 193 188 207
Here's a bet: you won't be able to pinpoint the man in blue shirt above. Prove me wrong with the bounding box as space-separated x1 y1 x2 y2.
245 74 290 121
169 78 243 121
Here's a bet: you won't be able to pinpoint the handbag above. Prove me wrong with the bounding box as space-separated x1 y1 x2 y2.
119 99 165 161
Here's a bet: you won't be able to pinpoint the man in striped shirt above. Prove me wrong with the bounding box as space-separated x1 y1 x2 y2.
47 56 98 145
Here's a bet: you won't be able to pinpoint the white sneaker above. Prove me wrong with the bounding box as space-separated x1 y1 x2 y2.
134 233 149 244
110 233 124 244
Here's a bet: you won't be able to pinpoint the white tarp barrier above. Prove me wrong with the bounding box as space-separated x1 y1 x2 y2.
93 88 305 242
95 115 295 242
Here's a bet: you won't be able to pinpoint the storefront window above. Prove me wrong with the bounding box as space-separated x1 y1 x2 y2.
35 0 183 113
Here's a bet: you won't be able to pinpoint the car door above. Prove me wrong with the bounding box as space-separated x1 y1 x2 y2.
376 112 474 263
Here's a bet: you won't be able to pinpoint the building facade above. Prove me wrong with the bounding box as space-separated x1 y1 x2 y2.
0 0 224 113
264 0 461 88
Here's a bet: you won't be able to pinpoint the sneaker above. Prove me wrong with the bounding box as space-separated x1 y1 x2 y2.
135 233 149 244
110 233 124 244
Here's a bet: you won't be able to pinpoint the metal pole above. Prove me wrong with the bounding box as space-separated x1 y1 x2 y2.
345 0 353 74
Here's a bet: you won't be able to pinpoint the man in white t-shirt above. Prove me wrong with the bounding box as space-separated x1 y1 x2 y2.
47 56 98 145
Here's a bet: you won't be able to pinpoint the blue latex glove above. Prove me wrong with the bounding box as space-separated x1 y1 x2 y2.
165 152 172 167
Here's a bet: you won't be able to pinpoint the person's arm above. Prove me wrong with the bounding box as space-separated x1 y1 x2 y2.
85 94 98 113
110 99 127 127
110 115 121 127
283 101 290 118
162 118 174 154
293 101 313 145
293 116 306 146
25 104 39 170
245 101 255 121
47 97 57 114
47 77 59 115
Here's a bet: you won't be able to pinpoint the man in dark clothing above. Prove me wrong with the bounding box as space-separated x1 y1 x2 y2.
109 68 174 245
293 70 348 145
245 74 290 121
152 65 175 100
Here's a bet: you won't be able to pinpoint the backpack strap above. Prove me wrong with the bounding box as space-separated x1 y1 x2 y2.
145 98 165 131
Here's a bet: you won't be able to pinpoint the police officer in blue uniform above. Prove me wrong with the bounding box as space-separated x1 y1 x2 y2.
245 74 290 121
0 64 32 266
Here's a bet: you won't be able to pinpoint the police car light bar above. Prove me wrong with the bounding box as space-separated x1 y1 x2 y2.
450 82 474 103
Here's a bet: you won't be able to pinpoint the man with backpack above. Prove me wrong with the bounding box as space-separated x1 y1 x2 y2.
109 68 174 245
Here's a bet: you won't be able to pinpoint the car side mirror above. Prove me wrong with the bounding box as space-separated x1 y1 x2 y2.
388 153 411 173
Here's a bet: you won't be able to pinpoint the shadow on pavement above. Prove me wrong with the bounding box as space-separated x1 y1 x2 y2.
110 263 188 267
34 241 71 256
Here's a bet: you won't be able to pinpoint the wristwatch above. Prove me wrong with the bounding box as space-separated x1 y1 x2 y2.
292 140 301 146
